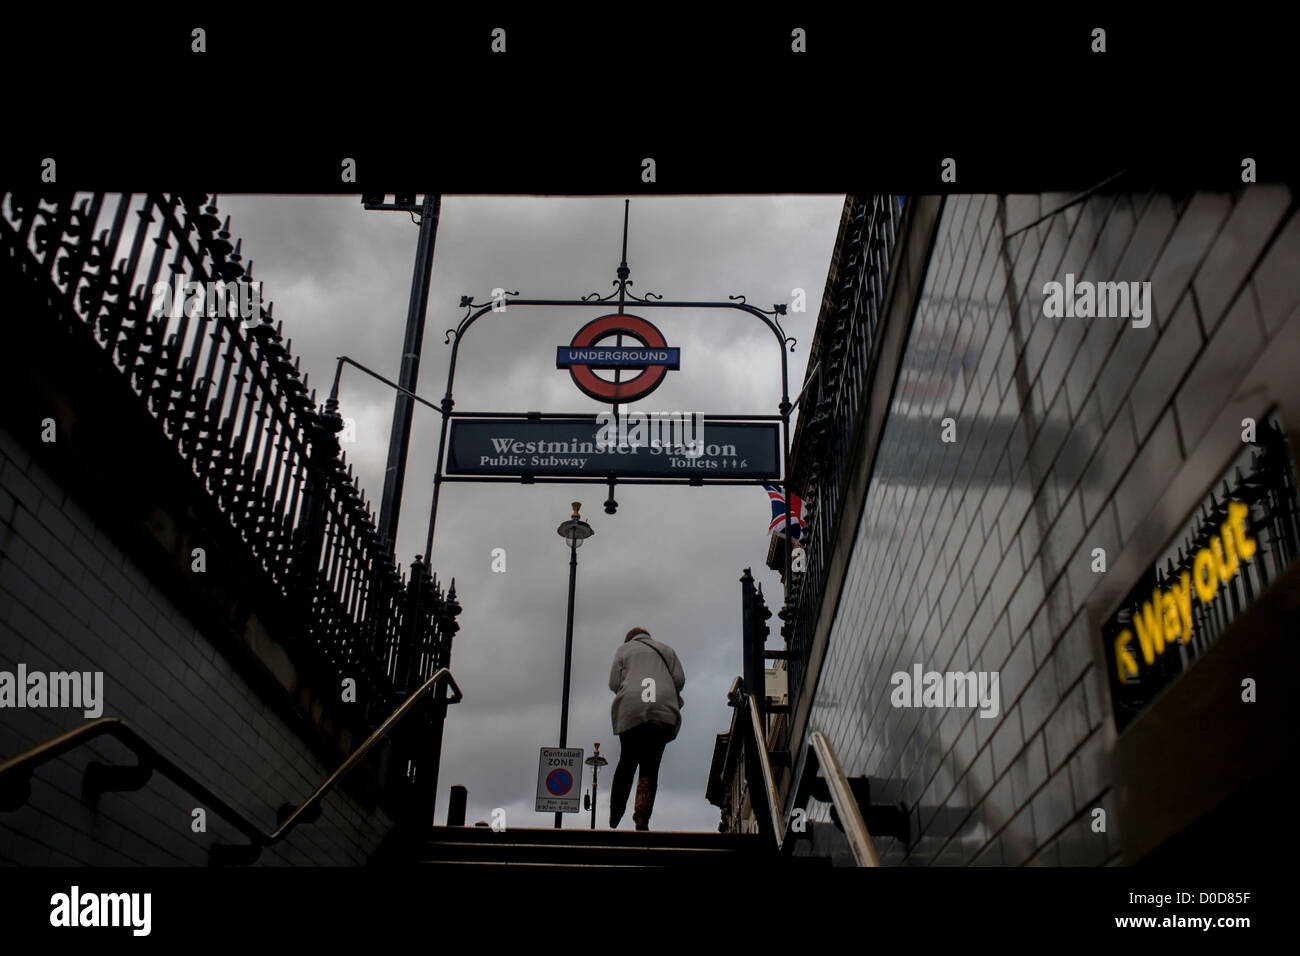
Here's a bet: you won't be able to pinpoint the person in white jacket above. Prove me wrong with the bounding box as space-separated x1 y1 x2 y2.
608 627 686 830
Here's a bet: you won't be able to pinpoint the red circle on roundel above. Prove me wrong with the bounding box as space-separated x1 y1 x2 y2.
568 313 670 403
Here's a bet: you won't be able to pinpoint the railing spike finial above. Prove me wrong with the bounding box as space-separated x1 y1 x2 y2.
619 197 631 275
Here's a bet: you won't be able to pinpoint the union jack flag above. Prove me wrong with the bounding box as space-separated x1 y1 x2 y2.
763 484 805 540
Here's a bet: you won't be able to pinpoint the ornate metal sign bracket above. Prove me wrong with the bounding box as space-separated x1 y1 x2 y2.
423 200 801 599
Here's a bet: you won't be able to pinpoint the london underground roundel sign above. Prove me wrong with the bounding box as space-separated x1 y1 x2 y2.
555 313 680 404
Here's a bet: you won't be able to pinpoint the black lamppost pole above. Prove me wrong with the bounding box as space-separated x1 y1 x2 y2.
585 744 608 830
555 502 593 828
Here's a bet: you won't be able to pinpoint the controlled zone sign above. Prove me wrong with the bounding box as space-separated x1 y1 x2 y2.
536 747 584 813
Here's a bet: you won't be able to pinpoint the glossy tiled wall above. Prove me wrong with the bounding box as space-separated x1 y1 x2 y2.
805 188 1296 865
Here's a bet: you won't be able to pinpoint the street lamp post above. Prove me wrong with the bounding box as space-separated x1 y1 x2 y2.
555 502 593 828
584 744 608 830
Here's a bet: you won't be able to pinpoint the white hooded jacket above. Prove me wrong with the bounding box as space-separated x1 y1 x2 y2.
609 634 686 739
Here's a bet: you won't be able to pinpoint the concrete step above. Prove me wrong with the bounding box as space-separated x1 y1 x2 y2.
406 857 831 869
413 842 760 866
419 825 768 852
373 825 833 867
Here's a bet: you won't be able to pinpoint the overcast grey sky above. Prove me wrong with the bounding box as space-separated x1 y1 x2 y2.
219 194 844 832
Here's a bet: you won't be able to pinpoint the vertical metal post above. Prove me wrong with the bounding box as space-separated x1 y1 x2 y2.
377 194 442 554
425 676 451 825
740 568 757 695
447 785 467 826
611 199 630 425
423 410 453 564
422 579 459 825
555 541 579 828
590 763 599 830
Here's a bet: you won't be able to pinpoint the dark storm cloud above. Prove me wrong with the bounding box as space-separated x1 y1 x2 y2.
217 194 843 831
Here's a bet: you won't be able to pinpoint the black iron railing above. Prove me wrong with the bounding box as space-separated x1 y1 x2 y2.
781 196 903 700
0 192 460 793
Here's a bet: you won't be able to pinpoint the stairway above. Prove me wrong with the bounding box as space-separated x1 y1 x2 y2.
373 825 832 868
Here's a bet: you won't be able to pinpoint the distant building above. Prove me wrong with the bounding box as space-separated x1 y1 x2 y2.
706 660 785 834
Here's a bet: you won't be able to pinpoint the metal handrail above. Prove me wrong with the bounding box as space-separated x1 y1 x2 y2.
274 667 461 838
725 676 881 866
0 667 462 859
808 730 882 867
726 676 784 849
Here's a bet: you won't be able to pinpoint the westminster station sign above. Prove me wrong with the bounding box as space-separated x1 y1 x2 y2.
446 417 780 479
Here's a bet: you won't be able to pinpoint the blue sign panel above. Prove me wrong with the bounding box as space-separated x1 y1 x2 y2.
556 346 681 370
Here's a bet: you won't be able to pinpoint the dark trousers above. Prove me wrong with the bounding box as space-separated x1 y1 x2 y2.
609 721 673 828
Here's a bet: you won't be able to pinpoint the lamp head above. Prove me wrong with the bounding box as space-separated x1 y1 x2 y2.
557 502 594 548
